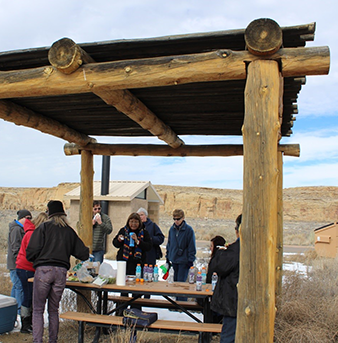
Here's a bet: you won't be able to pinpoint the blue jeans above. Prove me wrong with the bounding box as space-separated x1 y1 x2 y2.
92 250 104 264
172 263 190 301
220 316 237 343
33 266 67 343
10 269 23 314
16 269 34 309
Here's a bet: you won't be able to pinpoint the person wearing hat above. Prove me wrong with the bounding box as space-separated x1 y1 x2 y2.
26 200 89 343
7 209 32 315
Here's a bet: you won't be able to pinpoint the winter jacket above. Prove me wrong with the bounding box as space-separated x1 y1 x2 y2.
211 239 240 318
113 226 152 275
92 212 113 252
7 220 25 270
166 221 196 266
16 219 35 271
143 218 164 266
26 219 89 270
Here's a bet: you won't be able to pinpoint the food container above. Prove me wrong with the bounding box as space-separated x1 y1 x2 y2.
0 294 17 334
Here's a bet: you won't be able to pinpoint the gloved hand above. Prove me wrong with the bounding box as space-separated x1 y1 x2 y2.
187 261 193 268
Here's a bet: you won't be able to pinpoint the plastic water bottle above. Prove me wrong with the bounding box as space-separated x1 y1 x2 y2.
211 272 218 291
153 265 159 282
129 232 134 247
188 266 195 284
143 264 149 281
168 266 174 284
136 264 142 279
201 267 207 285
148 265 154 282
196 271 202 291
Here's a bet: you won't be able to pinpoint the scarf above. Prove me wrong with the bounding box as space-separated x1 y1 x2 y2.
122 226 144 261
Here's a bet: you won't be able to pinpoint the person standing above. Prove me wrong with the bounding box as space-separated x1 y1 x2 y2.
137 207 164 267
166 209 196 284
113 212 152 275
92 200 113 264
16 212 48 334
211 214 241 343
26 200 89 343
7 209 32 315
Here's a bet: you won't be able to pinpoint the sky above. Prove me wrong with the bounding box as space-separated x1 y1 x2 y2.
0 0 337 190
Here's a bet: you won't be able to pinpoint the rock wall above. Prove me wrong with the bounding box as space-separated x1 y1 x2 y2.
0 183 337 222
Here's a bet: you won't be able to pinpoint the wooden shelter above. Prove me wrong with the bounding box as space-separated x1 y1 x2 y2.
0 18 330 342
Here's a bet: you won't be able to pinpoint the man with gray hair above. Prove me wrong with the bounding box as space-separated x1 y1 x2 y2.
137 207 164 267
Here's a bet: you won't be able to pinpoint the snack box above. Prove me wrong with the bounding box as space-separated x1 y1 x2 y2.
0 294 17 334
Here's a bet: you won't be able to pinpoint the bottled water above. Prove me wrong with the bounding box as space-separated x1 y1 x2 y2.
211 272 218 291
188 266 195 284
168 266 174 284
201 267 207 285
135 264 142 279
129 232 134 247
196 271 202 291
153 265 159 282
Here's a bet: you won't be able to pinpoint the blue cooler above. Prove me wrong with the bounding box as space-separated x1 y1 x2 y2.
0 294 17 334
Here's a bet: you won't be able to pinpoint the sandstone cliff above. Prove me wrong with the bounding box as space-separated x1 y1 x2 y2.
0 183 337 223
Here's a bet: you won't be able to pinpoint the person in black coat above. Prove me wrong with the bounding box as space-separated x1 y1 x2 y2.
211 214 241 343
113 212 152 275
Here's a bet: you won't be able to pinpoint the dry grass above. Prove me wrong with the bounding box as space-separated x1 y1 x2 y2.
275 256 338 342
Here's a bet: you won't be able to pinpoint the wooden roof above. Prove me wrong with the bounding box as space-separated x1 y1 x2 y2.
0 22 316 141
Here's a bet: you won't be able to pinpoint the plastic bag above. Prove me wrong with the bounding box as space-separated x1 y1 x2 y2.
97 262 116 284
77 264 94 283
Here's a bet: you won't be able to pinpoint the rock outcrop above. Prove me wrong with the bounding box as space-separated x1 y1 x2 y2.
0 183 337 222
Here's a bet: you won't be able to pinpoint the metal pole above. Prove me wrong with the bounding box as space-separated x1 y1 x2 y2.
101 155 110 215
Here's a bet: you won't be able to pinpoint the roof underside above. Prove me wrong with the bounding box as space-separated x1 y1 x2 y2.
0 23 315 139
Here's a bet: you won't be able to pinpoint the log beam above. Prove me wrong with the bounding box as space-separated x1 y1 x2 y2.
245 18 283 56
48 38 95 74
237 60 281 342
0 46 330 99
63 142 300 157
48 38 183 148
0 99 96 145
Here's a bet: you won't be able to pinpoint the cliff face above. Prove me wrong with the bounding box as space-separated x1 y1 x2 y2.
0 183 337 222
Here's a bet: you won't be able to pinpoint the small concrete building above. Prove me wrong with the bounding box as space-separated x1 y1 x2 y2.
64 180 163 255
314 222 338 258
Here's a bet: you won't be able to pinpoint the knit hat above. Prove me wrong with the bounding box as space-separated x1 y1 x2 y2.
17 209 32 220
47 200 66 218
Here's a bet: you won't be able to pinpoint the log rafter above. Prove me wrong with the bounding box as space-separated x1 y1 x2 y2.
48 38 184 148
0 100 96 146
0 46 330 99
63 142 300 158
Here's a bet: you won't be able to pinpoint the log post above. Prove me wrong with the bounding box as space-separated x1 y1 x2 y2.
275 151 284 308
76 149 93 313
77 150 93 249
238 59 281 343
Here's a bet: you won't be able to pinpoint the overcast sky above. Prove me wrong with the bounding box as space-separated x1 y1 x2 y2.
0 0 337 190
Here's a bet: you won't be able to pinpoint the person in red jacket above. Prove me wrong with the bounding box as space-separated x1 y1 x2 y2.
16 212 48 334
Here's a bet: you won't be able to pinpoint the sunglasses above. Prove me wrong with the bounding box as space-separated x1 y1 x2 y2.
173 217 182 221
93 207 101 211
25 216 32 220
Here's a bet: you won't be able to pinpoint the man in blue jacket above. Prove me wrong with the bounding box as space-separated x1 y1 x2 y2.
166 209 196 287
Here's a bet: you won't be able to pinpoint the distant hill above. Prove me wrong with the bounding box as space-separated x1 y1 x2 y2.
0 183 337 223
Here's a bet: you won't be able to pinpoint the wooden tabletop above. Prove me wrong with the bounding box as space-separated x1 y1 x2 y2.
65 280 213 297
